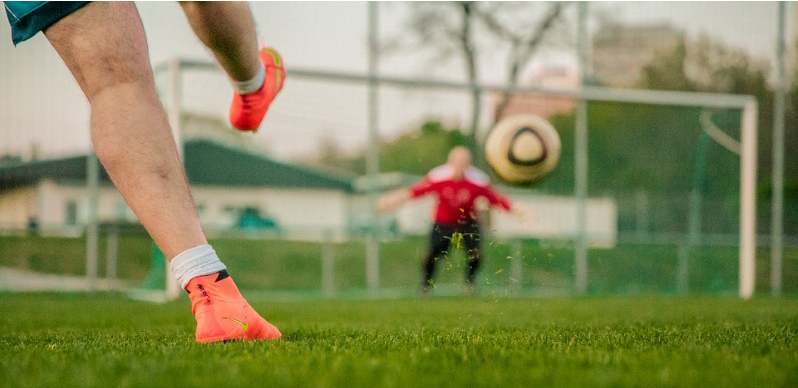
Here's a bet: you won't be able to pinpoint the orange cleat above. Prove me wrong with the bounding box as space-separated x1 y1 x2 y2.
229 47 286 132
187 270 282 343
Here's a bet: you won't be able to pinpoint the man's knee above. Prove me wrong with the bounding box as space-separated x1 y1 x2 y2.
428 245 449 262
466 254 481 274
178 2 202 13
44 2 154 100
424 252 441 265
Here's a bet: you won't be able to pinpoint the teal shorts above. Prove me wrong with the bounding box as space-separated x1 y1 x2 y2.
4 1 90 45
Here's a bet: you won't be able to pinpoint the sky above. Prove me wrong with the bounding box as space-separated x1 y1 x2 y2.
0 1 787 161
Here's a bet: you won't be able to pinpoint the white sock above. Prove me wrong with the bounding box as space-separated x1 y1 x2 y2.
170 244 227 289
234 64 265 95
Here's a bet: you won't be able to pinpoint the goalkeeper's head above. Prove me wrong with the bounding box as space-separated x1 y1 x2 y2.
447 146 472 179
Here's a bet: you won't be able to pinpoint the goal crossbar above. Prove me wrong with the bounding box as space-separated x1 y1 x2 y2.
157 60 755 109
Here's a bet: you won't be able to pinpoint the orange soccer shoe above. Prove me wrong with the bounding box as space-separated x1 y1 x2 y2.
229 47 286 132
187 270 282 343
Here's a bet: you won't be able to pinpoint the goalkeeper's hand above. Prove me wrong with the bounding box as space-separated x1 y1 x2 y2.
377 190 410 213
510 203 534 228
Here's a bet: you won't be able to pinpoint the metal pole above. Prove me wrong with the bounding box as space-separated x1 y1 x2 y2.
771 1 787 297
322 229 335 297
574 2 589 295
365 2 380 293
172 60 755 109
511 239 524 294
86 153 99 292
106 223 118 281
739 101 758 299
165 58 183 300
635 190 649 242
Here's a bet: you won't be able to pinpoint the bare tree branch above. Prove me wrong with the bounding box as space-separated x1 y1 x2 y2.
453 1 483 161
516 3 566 66
491 2 569 122
473 5 522 45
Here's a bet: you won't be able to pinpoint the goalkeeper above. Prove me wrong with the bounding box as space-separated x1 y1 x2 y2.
379 147 528 293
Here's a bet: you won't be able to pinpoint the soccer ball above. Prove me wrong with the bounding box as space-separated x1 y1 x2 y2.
484 114 561 185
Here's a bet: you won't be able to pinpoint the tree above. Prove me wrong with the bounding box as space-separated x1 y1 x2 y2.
639 35 771 96
638 35 793 190
637 36 797 235
0 154 22 167
306 120 469 177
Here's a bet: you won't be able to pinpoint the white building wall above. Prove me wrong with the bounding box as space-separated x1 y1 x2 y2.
2 180 616 245
394 195 437 234
37 179 63 226
491 195 617 247
0 181 350 241
188 186 350 240
30 181 131 236
0 185 38 229
48 183 131 226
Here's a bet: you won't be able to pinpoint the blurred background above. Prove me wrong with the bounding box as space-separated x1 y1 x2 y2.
0 1 795 298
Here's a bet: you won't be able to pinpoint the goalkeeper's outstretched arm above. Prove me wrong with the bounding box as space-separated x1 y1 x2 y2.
377 189 412 212
377 177 440 212
478 184 534 225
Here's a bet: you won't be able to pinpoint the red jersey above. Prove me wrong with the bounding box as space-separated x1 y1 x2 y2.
409 165 512 225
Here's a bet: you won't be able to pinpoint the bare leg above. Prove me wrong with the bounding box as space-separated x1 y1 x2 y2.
179 1 260 81
44 2 206 259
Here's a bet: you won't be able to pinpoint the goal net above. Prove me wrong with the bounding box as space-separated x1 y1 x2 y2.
115 59 762 300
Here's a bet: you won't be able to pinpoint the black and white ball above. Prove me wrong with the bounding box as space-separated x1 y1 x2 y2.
484 115 561 185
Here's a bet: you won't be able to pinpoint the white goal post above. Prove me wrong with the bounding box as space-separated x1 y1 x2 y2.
145 58 758 300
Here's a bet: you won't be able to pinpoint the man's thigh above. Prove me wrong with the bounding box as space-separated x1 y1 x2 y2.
42 1 152 98
460 222 482 257
428 224 453 257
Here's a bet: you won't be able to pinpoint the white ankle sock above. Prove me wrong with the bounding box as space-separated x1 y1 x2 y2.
234 64 265 95
170 244 227 289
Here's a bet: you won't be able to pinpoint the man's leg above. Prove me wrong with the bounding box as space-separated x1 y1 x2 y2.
462 222 483 288
44 1 280 342
44 2 204 259
178 1 260 82
179 1 285 131
422 224 452 292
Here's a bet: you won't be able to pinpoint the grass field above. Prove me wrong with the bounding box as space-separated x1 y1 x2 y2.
1 293 796 388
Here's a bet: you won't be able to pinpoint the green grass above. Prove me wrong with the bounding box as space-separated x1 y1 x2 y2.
2 235 797 295
0 294 796 388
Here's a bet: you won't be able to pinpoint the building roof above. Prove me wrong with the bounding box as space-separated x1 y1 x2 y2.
352 172 421 193
0 139 353 192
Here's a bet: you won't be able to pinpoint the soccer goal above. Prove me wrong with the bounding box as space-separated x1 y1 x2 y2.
118 57 758 301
